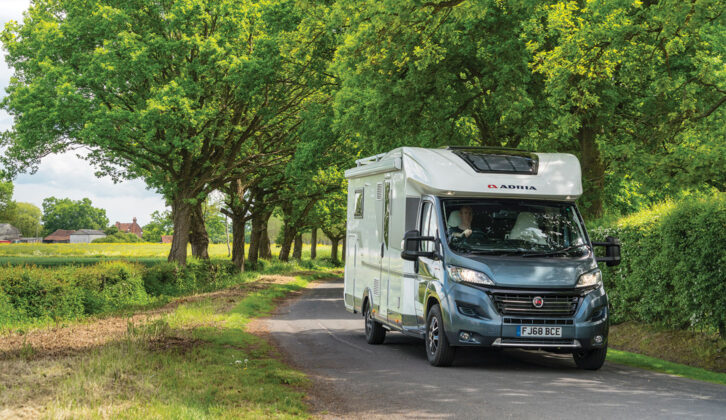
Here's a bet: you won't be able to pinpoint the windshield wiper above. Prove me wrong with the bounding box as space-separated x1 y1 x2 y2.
463 249 523 256
521 244 591 258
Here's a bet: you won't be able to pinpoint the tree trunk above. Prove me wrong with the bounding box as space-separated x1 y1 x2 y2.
310 229 317 260
580 123 605 218
168 197 193 265
292 233 303 260
248 213 263 265
278 225 296 262
189 202 209 259
259 211 272 259
330 237 339 263
231 213 245 271
259 228 272 259
224 215 230 257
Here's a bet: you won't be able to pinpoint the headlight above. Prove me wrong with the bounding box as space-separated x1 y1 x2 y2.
576 269 602 289
447 266 494 286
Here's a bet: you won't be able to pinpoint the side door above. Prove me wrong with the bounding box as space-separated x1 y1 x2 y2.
377 179 392 320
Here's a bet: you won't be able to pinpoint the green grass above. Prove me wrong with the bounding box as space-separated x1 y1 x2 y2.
607 349 726 386
0 271 334 419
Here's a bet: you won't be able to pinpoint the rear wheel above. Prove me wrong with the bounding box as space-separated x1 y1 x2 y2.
425 304 456 367
573 346 607 370
364 301 386 344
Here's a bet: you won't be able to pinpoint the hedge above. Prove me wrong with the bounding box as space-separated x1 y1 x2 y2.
0 259 241 328
591 192 726 334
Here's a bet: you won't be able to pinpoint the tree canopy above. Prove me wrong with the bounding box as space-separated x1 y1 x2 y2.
41 197 109 234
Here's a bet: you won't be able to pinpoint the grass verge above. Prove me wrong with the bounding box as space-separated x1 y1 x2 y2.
0 271 333 419
607 349 726 386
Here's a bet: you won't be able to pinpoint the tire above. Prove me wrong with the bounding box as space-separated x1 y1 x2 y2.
364 301 386 344
425 304 456 367
573 346 607 370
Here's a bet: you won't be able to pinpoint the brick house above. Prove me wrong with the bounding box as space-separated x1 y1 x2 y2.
116 217 143 238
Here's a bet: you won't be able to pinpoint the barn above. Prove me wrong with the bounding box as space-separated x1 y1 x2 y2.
0 224 21 242
70 229 107 244
43 229 75 243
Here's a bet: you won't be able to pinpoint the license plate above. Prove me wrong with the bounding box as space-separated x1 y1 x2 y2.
517 326 562 337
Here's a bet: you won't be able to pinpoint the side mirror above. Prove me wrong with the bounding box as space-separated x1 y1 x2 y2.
401 229 437 261
592 236 621 267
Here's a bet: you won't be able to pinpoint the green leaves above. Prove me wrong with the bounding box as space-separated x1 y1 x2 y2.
41 196 109 234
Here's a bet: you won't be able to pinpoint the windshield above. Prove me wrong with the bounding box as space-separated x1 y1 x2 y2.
442 198 589 257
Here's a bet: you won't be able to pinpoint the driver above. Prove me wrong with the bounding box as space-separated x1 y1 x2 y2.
448 205 477 240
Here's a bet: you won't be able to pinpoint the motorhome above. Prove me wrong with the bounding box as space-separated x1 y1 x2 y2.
343 147 620 368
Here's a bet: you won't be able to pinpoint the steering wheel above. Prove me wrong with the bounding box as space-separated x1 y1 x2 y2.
465 231 487 242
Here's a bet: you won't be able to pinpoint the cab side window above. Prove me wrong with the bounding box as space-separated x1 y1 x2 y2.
420 201 437 253
419 202 432 252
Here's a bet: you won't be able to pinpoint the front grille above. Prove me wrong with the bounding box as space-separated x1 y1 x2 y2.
503 317 574 325
489 292 580 317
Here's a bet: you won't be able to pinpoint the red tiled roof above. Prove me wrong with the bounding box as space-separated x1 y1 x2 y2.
161 235 173 244
44 229 75 241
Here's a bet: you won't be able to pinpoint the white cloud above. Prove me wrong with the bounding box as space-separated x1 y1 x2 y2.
1 0 167 227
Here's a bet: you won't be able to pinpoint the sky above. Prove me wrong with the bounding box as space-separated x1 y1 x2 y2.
1 0 167 226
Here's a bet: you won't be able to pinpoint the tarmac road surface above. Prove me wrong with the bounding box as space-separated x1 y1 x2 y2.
265 279 726 419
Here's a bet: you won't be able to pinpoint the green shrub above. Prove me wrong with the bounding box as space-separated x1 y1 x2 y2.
73 261 148 313
92 232 144 243
591 192 726 333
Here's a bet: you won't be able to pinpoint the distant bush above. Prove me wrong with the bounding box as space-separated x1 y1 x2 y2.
92 232 144 243
591 192 726 334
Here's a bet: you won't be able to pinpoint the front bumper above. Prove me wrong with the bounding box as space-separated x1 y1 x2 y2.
442 282 609 351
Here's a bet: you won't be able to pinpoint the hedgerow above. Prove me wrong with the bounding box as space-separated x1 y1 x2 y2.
591 192 726 335
0 259 242 328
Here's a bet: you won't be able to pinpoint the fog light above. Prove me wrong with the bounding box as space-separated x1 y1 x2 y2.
594 335 603 344
459 331 471 341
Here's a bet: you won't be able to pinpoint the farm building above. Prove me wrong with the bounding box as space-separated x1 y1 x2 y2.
0 224 21 242
70 229 107 243
161 235 173 244
43 229 75 243
115 217 143 238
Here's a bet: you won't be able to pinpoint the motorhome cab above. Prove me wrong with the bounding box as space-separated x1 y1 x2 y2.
343 147 621 368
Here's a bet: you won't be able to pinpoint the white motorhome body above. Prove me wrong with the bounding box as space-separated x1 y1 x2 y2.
343 147 619 368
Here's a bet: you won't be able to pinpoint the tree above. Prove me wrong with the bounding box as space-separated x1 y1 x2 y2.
41 197 108 234
142 210 173 243
2 0 329 264
525 0 726 215
315 183 347 263
0 181 15 222
8 202 42 237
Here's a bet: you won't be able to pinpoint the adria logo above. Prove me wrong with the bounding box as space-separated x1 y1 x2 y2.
488 184 537 190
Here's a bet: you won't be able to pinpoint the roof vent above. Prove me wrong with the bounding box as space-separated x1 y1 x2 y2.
447 147 539 175
376 182 384 200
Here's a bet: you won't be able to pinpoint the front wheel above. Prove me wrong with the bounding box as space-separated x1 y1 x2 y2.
364 302 386 344
425 304 456 367
573 346 607 370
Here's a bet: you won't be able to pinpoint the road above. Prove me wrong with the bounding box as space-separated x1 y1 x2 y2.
265 279 726 419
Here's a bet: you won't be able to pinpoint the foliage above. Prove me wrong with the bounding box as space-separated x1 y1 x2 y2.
92 231 144 243
591 192 726 334
0 180 16 222
1 0 333 264
41 197 109 235
141 210 173 243
5 202 42 237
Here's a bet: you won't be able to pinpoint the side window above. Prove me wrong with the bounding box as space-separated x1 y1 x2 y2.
353 189 364 218
424 204 438 253
419 202 433 253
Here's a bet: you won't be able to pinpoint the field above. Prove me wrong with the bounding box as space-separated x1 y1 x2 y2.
0 243 333 266
0 243 339 418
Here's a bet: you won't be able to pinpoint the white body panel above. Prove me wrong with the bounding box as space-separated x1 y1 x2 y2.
343 147 582 333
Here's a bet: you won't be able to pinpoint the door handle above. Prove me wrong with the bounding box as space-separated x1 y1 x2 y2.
380 242 385 258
